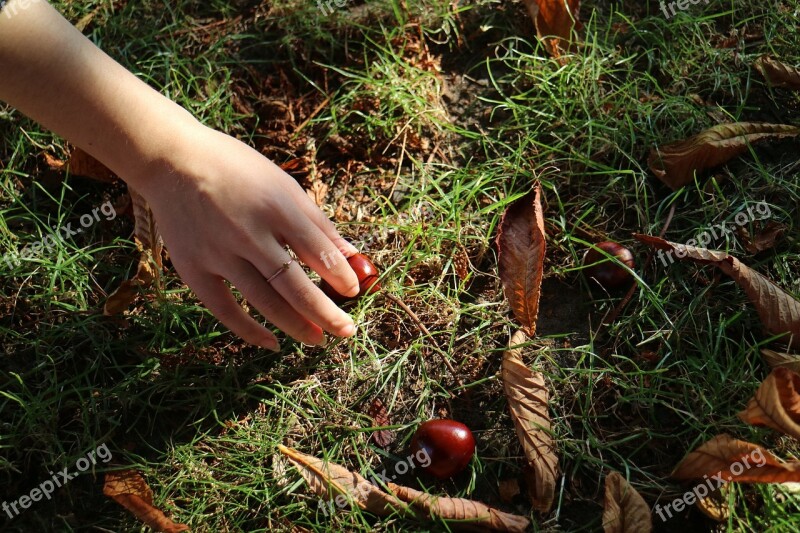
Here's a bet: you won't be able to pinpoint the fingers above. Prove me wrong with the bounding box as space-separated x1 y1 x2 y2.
273 165 360 295
227 259 327 345
247 242 357 338
181 270 281 351
275 204 360 299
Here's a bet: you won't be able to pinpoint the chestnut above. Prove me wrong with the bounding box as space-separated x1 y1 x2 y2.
583 241 635 290
320 253 381 303
410 419 475 479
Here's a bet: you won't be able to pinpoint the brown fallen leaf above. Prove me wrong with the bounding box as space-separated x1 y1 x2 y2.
46 147 117 183
739 367 800 441
634 234 800 349
521 0 582 58
502 329 558 513
306 180 329 207
602 471 652 533
761 348 800 373
366 398 395 449
104 189 163 315
694 485 729 522
277 445 404 517
496 184 546 337
498 478 521 504
387 482 531 532
671 434 800 483
278 446 530 531
648 123 800 190
103 470 189 533
755 55 800 90
738 221 786 254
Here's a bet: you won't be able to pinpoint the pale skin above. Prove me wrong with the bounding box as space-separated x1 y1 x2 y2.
0 0 361 350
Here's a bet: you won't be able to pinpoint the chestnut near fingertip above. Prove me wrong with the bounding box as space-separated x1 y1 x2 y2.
583 241 635 290
320 253 381 304
410 419 475 479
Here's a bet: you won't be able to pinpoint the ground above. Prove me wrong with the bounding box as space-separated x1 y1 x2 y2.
1 0 800 531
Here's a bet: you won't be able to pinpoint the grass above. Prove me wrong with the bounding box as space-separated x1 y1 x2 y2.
1 0 800 531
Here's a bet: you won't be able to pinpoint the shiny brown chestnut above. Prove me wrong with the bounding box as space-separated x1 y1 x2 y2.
410 419 475 479
583 241 635 290
320 253 381 303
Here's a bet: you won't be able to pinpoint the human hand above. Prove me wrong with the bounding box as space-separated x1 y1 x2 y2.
0 0 363 349
131 124 361 350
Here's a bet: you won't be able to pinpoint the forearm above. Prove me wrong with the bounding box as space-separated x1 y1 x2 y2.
0 0 198 188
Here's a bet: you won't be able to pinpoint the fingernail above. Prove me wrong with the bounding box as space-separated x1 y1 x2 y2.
340 323 356 337
338 239 359 257
263 336 281 352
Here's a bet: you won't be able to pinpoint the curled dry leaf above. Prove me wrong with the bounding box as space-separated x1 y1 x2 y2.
648 123 800 190
104 189 164 315
738 221 786 254
277 445 403 517
671 434 800 484
103 470 189 533
738 367 800 441
366 398 395 449
761 348 800 373
634 234 800 349
278 446 530 531
521 0 582 58
387 482 531 533
498 478 521 504
496 183 546 337
602 471 652 533
694 485 729 522
45 147 117 183
755 55 800 90
502 329 558 513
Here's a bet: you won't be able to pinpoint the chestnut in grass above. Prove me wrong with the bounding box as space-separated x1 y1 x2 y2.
583 241 635 290
320 253 381 303
410 419 475 479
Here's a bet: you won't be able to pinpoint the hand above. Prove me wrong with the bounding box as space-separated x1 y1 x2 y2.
132 124 361 350
0 0 362 349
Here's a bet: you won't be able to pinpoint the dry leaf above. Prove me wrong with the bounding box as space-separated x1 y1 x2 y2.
648 123 800 190
502 329 558 512
738 367 800 441
694 485 729 522
496 184 546 337
366 398 395 449
634 234 800 349
522 0 582 58
602 471 652 533
671 434 800 483
761 349 800 373
738 221 786 254
278 446 529 531
104 189 163 315
46 147 117 182
498 479 521 504
277 445 404 517
755 55 800 90
387 482 531 532
103 470 189 533
306 180 329 207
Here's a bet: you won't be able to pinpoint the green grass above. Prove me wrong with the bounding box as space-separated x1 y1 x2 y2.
2 0 800 531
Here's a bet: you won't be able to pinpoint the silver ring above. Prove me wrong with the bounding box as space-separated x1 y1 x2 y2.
266 258 294 283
